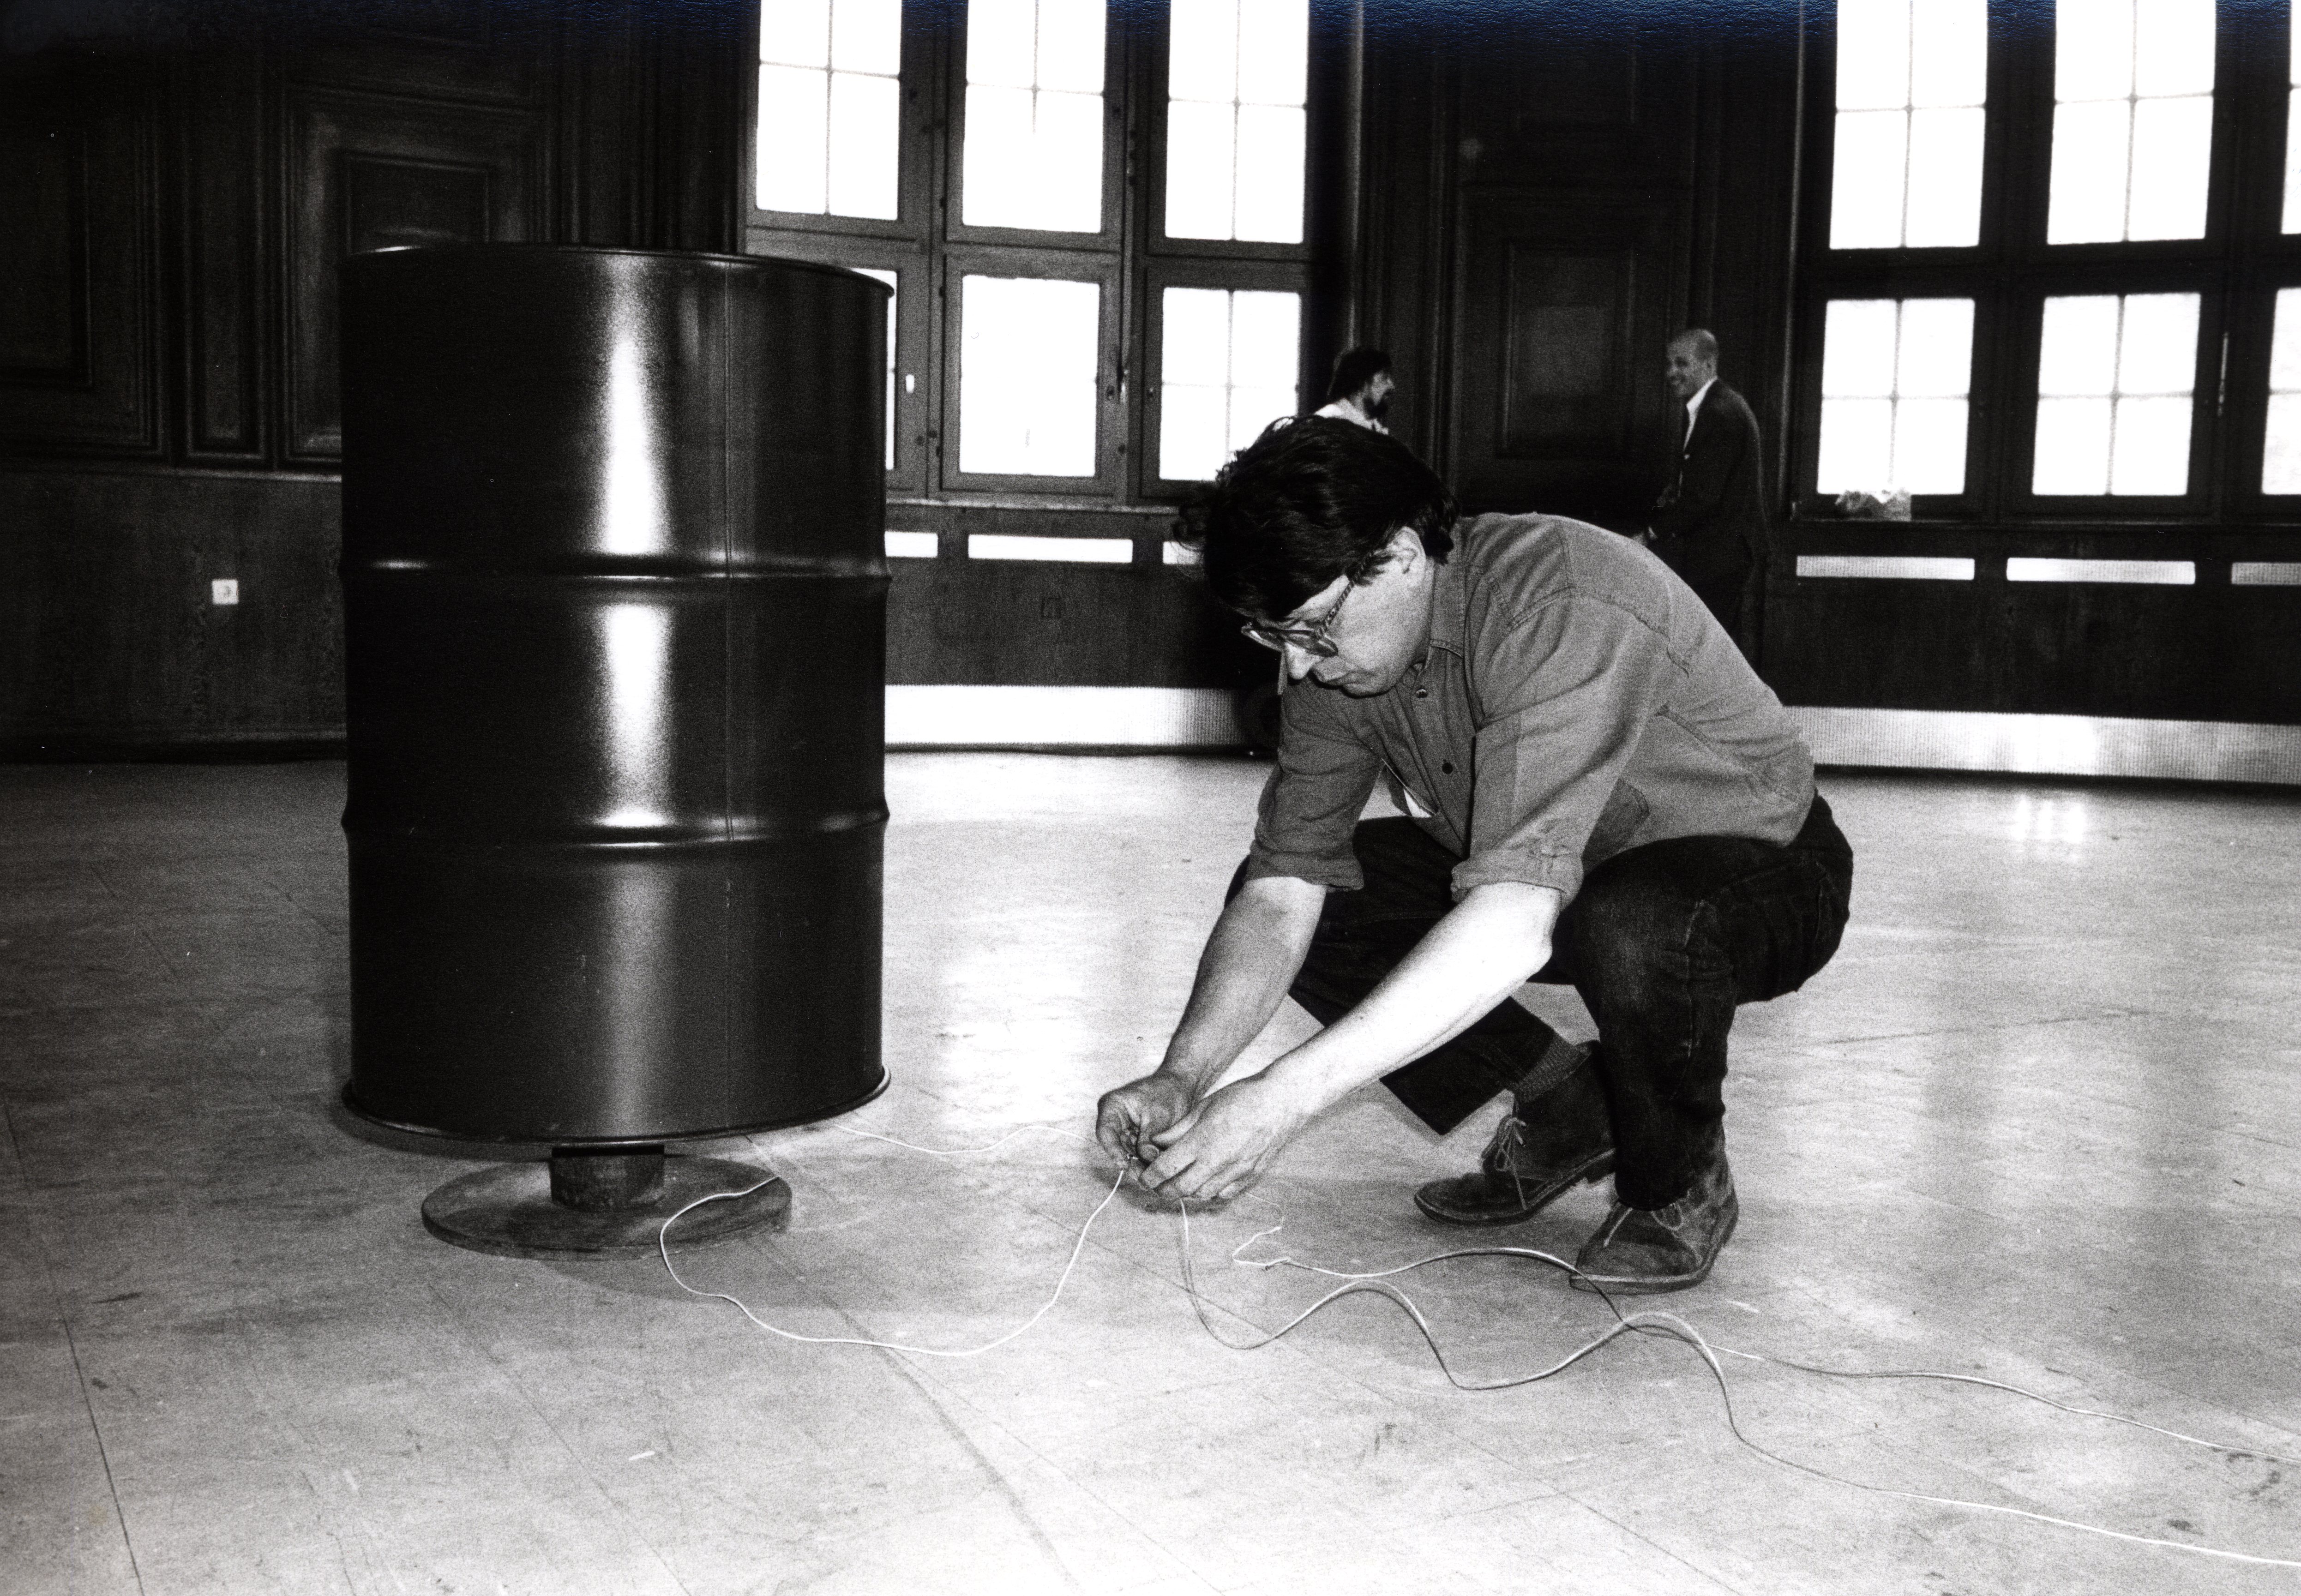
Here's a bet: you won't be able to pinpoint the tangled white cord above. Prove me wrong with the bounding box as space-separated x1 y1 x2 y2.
658 1121 2301 1570
656 1122 1119 1359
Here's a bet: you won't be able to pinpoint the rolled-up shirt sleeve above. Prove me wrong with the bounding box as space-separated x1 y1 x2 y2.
1244 689 1380 890
1451 590 1677 903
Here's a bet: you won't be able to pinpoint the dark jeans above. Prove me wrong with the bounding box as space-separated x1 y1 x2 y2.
1241 793 1853 1209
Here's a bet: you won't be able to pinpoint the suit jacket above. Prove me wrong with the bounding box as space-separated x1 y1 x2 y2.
1650 379 1767 588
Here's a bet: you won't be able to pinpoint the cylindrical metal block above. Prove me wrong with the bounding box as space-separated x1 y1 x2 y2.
339 244 889 1143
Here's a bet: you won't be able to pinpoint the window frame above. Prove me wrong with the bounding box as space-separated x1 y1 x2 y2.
744 0 1330 514
1138 254 1314 496
1141 0 1317 263
1792 281 2004 522
939 246 1126 494
1796 0 2297 530
745 0 935 242
1999 271 2228 518
940 0 1130 251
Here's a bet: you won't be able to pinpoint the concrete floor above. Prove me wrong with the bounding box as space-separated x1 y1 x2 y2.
4 753 2299 1595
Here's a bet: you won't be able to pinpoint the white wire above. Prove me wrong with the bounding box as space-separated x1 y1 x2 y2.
658 1122 2301 1568
655 1122 1120 1359
1178 1199 2301 1570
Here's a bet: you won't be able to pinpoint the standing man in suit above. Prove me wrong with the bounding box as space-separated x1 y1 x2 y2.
1646 330 1766 661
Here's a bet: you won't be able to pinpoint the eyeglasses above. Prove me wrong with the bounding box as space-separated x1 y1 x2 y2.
1240 581 1354 657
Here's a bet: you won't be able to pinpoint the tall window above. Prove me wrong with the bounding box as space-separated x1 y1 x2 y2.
2263 288 2301 492
758 0 903 218
1164 0 1309 243
2032 292 2199 494
1159 287 1301 479
2046 0 2215 244
1799 0 2298 523
1831 0 1987 249
750 1 1317 510
962 0 1106 232
1816 298 1975 493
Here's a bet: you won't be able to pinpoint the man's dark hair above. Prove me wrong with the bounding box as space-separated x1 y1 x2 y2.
1324 346 1393 404
1174 416 1457 621
1670 327 1720 364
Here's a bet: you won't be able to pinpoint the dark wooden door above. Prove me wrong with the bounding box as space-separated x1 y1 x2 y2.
1448 192 1685 528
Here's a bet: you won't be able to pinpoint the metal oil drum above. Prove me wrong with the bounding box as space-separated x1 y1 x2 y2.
338 244 889 1145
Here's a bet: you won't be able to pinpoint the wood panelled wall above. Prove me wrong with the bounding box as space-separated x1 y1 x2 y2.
0 0 750 756
12 1 2292 754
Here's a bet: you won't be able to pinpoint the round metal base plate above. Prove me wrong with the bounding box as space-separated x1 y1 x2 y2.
421 1155 790 1260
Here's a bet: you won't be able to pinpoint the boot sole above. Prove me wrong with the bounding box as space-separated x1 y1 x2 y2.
1569 1201 1738 1295
1412 1148 1618 1227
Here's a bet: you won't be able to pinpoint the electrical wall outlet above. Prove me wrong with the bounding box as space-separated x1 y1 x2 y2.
211 579 239 605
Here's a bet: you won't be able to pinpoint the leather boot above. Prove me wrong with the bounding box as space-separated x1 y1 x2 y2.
1571 1138 1737 1294
1414 1052 1616 1226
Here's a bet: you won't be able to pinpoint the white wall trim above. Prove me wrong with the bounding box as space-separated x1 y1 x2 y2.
1788 707 2301 786
884 687 2301 785
887 686 1241 749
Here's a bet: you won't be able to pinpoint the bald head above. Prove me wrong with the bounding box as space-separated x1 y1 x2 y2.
1664 328 1718 402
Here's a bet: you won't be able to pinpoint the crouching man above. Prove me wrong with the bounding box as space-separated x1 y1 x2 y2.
1094 418 1852 1292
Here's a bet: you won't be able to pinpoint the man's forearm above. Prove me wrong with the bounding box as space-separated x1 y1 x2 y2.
1155 876 1327 1097
1259 881 1562 1115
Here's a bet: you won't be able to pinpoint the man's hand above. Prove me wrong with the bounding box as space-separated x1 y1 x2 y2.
1138 1075 1313 1203
1094 1072 1197 1172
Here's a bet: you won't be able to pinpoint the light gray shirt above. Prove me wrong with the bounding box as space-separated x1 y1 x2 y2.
1245 513 1814 904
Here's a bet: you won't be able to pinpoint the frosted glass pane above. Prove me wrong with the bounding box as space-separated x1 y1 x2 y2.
2132 0 2214 98
2039 295 2121 395
1037 0 1107 93
2284 90 2301 233
1821 300 1899 397
831 0 902 75
963 85 1104 230
959 276 1100 476
2033 396 2114 493
1817 397 1895 490
2262 392 2301 492
962 85 1032 216
2126 95 2212 240
2270 288 2301 390
859 268 897 471
764 0 831 67
2115 293 2198 394
1164 101 1236 239
2109 394 2190 492
1903 105 1984 246
967 0 1037 88
2048 99 2132 243
1161 288 1230 386
1836 0 1912 112
1910 0 1986 106
1830 111 1909 249
1893 397 1969 491
1896 299 1974 397
1160 384 1231 480
1236 0 1309 107
1230 291 1300 388
2056 0 2134 102
1232 103 1306 242
827 72 901 219
1037 90 1105 230
1229 384 1296 450
1168 0 1238 103
757 65 830 213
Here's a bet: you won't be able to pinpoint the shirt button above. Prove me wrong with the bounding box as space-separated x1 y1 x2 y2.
1442 762 1454 774
1414 687 1430 700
